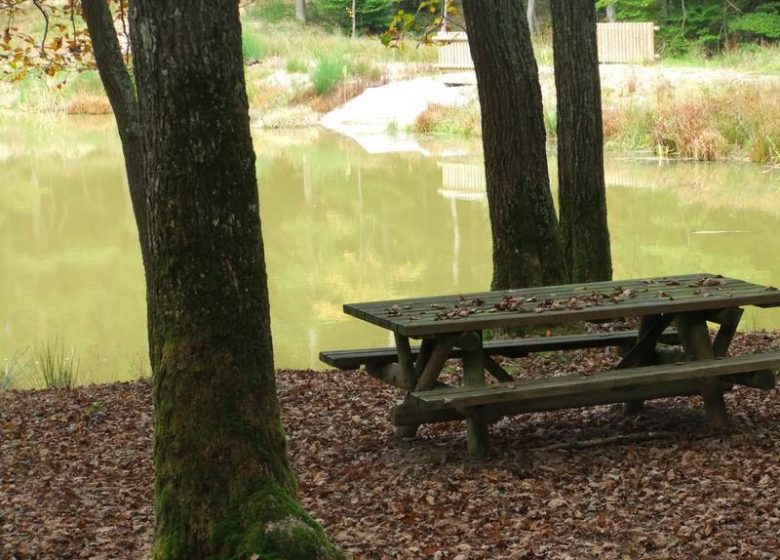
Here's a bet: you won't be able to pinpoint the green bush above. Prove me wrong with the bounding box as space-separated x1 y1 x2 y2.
313 0 395 34
242 32 267 62
245 0 294 23
310 55 350 94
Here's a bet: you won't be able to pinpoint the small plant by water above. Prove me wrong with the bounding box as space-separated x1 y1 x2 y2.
33 340 80 389
1 349 28 390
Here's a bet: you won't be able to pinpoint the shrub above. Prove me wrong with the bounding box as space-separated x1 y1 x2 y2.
310 55 350 95
242 32 267 62
244 0 294 23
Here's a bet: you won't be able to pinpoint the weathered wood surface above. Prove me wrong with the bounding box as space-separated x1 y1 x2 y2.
320 329 682 370
344 274 780 337
411 351 780 410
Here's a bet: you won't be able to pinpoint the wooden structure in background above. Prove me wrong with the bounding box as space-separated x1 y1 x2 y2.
597 22 656 64
434 22 656 70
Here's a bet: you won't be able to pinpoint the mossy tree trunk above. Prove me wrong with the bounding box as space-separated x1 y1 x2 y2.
81 0 344 558
462 0 567 290
551 0 613 283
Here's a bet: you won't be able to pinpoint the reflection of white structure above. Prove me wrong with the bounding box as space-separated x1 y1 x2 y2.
437 160 678 202
437 161 487 201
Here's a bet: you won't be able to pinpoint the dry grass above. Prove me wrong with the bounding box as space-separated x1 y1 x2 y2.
307 75 387 114
604 82 780 164
254 106 320 129
65 94 112 115
652 96 728 161
414 102 481 136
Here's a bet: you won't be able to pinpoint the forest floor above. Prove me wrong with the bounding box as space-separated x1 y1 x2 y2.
2 332 780 560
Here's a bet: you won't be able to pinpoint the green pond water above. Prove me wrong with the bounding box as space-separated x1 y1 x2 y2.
2 115 780 387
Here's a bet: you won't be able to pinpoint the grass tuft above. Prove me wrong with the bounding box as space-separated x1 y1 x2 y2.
310 55 350 95
242 32 267 62
33 340 80 389
1 349 28 390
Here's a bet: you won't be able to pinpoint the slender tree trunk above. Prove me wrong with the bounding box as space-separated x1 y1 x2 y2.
295 0 306 23
526 0 536 35
551 0 612 283
606 3 617 22
462 0 566 290
126 0 343 557
81 0 148 266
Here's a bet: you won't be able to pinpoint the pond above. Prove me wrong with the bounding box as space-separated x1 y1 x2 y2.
2 115 780 387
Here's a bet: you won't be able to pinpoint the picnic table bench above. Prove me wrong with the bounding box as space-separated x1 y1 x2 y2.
321 273 780 456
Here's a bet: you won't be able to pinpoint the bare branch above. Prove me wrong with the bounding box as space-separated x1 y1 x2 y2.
31 0 49 56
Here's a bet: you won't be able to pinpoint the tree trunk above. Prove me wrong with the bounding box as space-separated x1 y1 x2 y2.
81 0 149 266
295 0 306 23
606 3 617 22
128 0 343 557
551 0 612 283
526 0 536 35
462 0 566 290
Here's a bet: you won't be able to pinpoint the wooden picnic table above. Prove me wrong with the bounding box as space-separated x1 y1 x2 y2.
328 273 780 456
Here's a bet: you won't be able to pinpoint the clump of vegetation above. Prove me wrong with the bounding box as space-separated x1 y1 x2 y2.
310 55 350 95
33 340 80 389
1 349 28 390
413 101 481 136
652 96 728 161
602 82 780 164
242 31 267 62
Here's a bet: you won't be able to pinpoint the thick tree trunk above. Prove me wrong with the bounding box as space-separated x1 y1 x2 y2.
551 0 612 283
128 1 343 558
462 0 566 290
295 0 306 23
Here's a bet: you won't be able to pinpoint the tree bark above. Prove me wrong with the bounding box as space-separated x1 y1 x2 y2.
606 3 617 22
551 0 612 283
295 0 306 23
462 0 566 290
80 0 148 266
128 0 343 557
526 0 536 35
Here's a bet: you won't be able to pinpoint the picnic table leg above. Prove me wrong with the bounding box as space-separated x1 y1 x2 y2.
395 337 452 439
675 313 731 429
460 331 490 457
622 314 674 415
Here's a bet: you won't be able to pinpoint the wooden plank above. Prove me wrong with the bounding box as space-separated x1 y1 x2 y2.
415 337 454 391
319 330 681 369
344 274 780 337
412 351 780 410
462 333 489 456
711 307 743 358
621 315 667 414
484 356 514 383
675 313 730 428
393 378 708 427
394 333 416 390
365 363 413 391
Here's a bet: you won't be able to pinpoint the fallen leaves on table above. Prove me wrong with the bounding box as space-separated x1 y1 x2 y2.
2 332 780 559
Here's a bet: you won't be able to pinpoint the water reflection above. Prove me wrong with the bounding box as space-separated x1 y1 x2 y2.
1 116 779 385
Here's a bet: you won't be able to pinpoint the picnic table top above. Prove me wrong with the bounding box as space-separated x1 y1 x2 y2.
344 273 780 337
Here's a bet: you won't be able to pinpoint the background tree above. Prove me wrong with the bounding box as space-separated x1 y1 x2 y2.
77 0 344 557
551 0 612 282
295 0 306 22
461 0 567 290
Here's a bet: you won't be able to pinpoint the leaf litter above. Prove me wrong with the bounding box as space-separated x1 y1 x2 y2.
2 332 780 559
